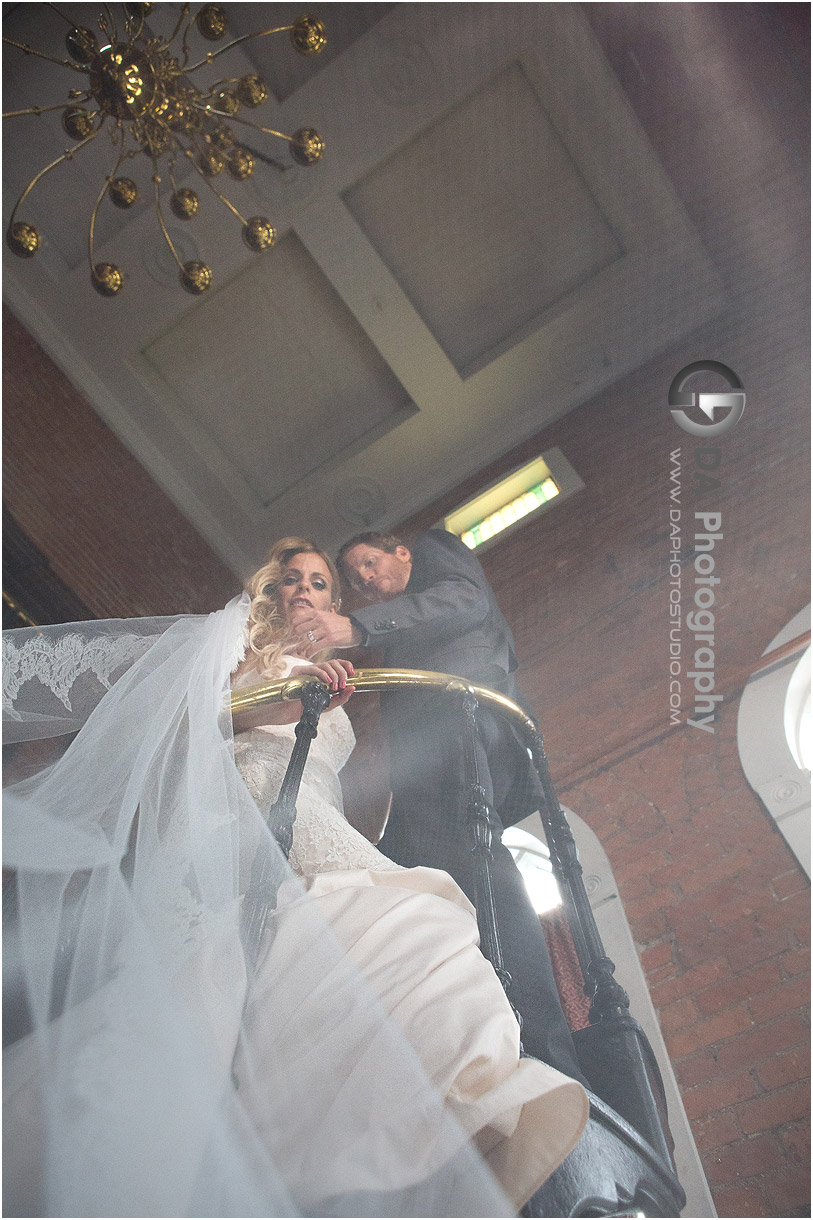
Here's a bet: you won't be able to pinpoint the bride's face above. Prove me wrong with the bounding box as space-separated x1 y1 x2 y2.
278 552 335 622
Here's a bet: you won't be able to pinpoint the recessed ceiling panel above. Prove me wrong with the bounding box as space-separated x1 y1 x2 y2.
343 60 623 375
140 231 413 507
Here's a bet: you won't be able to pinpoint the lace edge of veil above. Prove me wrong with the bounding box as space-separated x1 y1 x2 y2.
3 596 252 725
2 631 152 720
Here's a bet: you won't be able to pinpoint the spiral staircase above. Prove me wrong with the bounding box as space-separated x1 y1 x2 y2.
232 669 687 1218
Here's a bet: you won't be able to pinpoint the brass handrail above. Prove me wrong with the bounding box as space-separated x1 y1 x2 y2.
231 667 537 735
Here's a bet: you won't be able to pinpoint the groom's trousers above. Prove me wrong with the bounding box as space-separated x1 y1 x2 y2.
377 704 588 1088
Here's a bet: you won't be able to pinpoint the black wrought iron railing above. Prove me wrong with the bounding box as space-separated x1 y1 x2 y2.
231 669 687 1219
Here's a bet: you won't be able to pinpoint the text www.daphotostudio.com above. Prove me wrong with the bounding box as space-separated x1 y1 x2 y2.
666 361 745 733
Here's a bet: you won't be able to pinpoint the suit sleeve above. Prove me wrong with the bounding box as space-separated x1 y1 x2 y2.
350 532 490 649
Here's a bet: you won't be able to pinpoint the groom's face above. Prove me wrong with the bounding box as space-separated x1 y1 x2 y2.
343 544 412 601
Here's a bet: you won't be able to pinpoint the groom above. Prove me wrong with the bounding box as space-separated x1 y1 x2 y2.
294 527 586 1084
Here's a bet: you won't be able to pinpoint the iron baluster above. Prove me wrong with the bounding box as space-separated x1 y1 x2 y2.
240 680 331 969
458 688 524 1043
526 726 631 1025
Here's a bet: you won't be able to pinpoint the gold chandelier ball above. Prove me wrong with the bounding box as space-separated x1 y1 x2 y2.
227 147 255 180
212 88 240 116
289 127 325 166
6 222 41 259
65 26 98 64
62 107 95 140
196 5 228 41
242 217 277 253
92 263 124 297
198 148 224 177
211 125 234 150
290 15 327 57
237 75 268 109
180 261 213 294
170 188 200 220
109 177 138 209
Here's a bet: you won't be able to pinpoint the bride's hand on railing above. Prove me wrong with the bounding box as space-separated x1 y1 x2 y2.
232 660 355 730
290 660 356 711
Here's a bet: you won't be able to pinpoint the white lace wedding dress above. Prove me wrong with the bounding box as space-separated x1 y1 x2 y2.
230 661 588 1210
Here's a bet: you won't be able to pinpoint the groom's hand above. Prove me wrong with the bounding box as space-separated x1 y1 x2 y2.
293 610 361 657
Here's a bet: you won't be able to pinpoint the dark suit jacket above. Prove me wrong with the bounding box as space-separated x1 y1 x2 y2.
350 529 540 827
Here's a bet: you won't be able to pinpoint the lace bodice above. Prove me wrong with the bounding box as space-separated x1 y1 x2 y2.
232 659 402 877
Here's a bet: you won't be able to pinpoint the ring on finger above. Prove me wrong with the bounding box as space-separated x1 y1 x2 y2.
307 630 316 643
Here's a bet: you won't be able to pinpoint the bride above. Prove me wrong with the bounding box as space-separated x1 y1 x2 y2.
3 536 587 1218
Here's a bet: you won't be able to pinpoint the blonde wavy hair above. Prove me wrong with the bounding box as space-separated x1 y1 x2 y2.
244 537 341 677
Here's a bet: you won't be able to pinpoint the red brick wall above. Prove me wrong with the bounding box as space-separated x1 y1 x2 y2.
563 708 809 1217
2 306 238 618
390 317 809 1220
392 337 809 1216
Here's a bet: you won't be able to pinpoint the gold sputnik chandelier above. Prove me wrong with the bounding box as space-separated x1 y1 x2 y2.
4 3 326 296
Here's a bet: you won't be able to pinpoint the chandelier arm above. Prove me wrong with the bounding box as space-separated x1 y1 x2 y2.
2 37 90 74
175 133 249 223
201 77 242 94
184 25 295 74
100 6 119 45
163 151 191 204
167 3 191 47
166 155 180 194
45 3 79 27
124 0 156 42
88 127 128 275
4 96 92 119
193 103 294 145
234 142 287 172
180 8 199 67
151 156 186 272
124 12 143 41
8 124 103 230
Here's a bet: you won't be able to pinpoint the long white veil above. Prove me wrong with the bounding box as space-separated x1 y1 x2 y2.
3 596 514 1217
